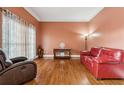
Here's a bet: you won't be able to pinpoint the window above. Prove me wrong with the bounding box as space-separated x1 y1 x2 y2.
2 9 36 59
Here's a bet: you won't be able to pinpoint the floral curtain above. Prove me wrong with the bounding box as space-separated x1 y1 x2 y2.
2 9 36 59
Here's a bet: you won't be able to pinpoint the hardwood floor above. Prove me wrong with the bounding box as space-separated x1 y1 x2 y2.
26 58 124 85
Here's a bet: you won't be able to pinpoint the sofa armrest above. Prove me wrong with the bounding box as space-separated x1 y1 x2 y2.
10 57 28 63
80 51 90 56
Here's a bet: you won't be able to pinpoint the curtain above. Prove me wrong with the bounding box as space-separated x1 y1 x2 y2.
26 25 36 59
2 9 36 59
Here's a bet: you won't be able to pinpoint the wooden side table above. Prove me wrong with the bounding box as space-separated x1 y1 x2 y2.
53 49 71 59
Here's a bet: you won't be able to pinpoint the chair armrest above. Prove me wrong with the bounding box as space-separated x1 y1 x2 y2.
10 57 28 63
80 51 90 56
0 61 37 84
0 60 36 76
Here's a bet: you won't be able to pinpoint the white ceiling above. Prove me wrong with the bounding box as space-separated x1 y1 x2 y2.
25 7 104 22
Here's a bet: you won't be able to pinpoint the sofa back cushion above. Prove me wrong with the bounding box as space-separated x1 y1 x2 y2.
99 48 122 63
90 47 101 57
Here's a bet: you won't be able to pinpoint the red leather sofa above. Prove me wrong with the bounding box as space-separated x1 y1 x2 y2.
80 47 124 79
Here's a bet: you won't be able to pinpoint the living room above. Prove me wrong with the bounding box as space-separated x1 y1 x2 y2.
0 7 124 85
1 2 124 91
1 7 124 85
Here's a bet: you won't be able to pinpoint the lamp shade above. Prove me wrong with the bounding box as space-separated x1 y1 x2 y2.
59 42 65 49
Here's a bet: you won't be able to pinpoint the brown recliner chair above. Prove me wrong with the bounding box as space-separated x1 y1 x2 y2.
0 49 37 85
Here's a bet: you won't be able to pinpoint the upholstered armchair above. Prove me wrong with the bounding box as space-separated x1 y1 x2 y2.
0 49 37 85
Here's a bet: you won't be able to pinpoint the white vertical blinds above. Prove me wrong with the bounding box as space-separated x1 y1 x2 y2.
2 9 36 59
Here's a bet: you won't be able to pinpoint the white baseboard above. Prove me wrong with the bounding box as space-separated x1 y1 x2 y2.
43 55 53 57
43 55 80 58
71 55 80 57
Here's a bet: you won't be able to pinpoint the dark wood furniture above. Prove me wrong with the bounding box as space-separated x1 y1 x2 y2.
37 47 44 58
53 49 71 59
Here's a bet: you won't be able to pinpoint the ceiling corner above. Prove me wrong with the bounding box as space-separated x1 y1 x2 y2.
89 7 104 21
24 7 41 21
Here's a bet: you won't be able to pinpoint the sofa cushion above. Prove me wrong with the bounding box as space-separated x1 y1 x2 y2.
90 47 101 57
99 48 122 63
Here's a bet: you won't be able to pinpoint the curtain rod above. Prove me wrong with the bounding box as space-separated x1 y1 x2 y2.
0 7 35 27
0 8 7 12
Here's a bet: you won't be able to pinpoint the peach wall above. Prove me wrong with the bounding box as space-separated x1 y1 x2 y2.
40 22 89 55
0 7 40 48
2 7 124 55
88 7 124 50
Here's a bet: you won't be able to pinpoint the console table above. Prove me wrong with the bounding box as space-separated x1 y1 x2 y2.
53 49 71 59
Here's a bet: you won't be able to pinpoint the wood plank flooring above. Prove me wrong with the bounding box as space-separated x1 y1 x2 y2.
26 58 124 85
